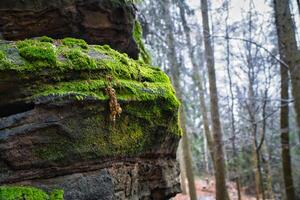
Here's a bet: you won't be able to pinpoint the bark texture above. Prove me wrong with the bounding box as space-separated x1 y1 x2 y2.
274 0 297 199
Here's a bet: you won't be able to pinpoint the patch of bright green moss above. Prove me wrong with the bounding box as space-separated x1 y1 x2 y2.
0 186 64 200
0 50 5 60
63 48 97 70
62 38 88 49
37 36 54 43
133 21 152 65
36 79 179 109
49 189 64 200
16 39 56 67
0 38 168 83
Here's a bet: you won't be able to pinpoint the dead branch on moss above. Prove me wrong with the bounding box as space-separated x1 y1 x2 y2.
106 75 122 122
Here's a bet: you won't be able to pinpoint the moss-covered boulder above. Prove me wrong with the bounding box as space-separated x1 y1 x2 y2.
0 37 181 199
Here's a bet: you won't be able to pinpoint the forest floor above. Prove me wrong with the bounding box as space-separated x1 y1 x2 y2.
173 178 256 200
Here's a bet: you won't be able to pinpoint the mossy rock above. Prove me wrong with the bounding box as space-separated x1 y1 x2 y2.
0 37 179 109
0 186 64 200
0 37 181 183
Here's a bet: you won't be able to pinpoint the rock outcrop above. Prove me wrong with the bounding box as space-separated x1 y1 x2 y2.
0 0 139 59
0 37 181 199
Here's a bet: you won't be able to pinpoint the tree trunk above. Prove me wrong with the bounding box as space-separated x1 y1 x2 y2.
274 0 297 199
261 144 275 199
296 0 300 14
200 0 229 199
162 1 197 199
178 140 188 194
224 1 241 198
235 178 242 200
178 1 216 172
279 28 296 200
274 0 300 142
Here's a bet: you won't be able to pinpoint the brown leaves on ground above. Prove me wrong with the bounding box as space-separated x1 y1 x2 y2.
174 178 256 200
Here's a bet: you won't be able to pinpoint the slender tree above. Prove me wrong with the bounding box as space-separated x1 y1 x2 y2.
224 1 242 199
200 0 230 199
161 0 197 199
274 0 300 140
274 0 297 199
178 0 216 172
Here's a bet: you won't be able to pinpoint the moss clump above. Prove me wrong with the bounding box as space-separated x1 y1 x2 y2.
17 39 56 67
133 21 152 65
63 48 97 70
37 36 54 43
0 186 63 200
62 38 88 49
0 50 5 60
49 189 64 200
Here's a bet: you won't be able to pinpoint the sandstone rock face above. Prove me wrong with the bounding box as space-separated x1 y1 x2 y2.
0 0 139 59
0 38 181 199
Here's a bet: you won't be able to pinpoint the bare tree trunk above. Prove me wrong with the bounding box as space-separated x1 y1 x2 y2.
261 95 275 199
224 1 242 199
274 1 297 199
200 0 229 199
236 178 242 200
180 112 197 200
261 144 275 199
178 1 216 172
274 0 300 142
247 74 264 200
280 56 295 200
251 138 263 200
178 140 188 194
204 137 210 174
162 1 197 199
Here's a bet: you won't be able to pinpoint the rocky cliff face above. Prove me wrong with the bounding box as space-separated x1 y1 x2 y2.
0 33 181 200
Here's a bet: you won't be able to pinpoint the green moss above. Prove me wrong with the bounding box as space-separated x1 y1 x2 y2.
0 39 167 82
62 48 97 70
133 21 152 65
0 50 5 60
0 186 63 200
37 36 54 43
0 37 181 145
16 39 56 67
62 38 88 49
35 79 179 109
49 190 64 200
34 104 180 162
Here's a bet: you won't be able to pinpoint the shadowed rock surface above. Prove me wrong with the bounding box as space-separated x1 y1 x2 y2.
0 0 139 59
0 38 181 199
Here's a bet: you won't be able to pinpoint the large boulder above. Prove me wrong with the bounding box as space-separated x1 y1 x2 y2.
0 37 181 199
0 0 139 59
